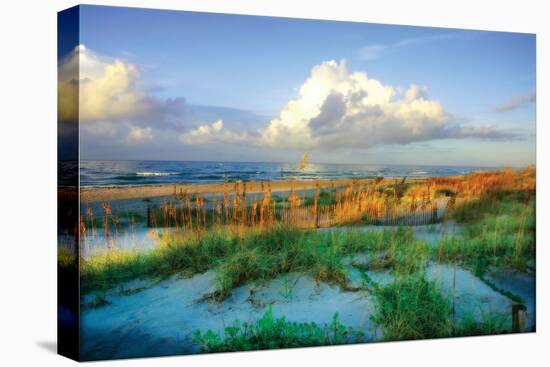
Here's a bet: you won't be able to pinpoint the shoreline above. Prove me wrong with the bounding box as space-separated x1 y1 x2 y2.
80 176 445 202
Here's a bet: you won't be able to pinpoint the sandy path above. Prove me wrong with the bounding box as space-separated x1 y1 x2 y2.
80 271 378 360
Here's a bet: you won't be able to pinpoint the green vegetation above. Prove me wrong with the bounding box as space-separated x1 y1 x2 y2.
367 271 510 341
125 210 148 223
370 273 453 340
453 313 509 337
58 247 77 270
80 224 423 296
194 270 511 349
146 190 340 227
82 188 535 299
271 194 285 204
381 177 410 199
361 188 534 341
304 189 337 207
80 227 238 293
193 307 359 352
435 190 535 275
77 169 536 349
366 228 429 275
210 226 350 301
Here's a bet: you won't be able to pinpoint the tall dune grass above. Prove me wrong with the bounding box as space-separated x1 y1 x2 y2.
435 189 535 274
80 224 422 296
77 166 536 295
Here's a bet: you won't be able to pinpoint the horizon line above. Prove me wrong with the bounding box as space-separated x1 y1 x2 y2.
74 158 535 169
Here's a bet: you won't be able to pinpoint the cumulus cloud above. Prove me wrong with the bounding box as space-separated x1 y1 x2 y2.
174 60 520 150
495 90 536 112
180 120 250 145
58 45 185 124
257 60 517 151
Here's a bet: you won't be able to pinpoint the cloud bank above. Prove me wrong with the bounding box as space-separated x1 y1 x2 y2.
60 46 521 154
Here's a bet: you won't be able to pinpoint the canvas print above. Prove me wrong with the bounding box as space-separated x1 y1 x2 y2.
57 5 536 361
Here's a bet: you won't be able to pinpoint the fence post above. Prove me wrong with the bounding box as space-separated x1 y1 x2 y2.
315 203 320 228
512 304 527 333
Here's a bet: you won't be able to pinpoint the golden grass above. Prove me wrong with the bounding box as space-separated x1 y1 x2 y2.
79 166 535 256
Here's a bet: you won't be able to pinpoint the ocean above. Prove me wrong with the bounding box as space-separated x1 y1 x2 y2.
78 160 494 187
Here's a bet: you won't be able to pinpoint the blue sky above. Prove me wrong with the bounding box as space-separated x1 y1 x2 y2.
59 5 536 166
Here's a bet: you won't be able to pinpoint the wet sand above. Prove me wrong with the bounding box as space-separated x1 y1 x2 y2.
81 177 429 202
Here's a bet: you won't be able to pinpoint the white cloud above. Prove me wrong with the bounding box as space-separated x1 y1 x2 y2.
180 120 250 145
58 45 185 124
125 126 153 144
61 46 521 155
259 60 475 150
404 84 429 101
177 60 519 150
261 60 396 149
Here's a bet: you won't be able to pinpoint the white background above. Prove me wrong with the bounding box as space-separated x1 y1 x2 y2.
0 0 547 365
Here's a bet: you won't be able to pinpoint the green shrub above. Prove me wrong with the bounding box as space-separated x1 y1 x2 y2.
193 306 359 352
371 274 453 340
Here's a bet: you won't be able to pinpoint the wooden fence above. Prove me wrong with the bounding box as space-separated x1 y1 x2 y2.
145 197 450 229
274 198 448 228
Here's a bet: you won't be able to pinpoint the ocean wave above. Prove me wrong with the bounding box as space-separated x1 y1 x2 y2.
79 160 493 187
136 171 179 177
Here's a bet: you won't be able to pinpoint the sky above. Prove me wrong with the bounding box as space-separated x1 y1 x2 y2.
58 5 536 167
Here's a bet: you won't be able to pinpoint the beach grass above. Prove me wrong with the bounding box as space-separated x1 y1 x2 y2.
370 272 454 340
364 269 511 341
434 189 535 274
79 168 536 297
73 178 539 356
73 167 536 345
80 224 422 295
193 306 359 352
